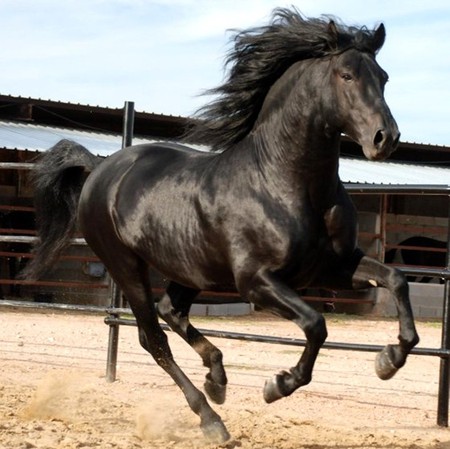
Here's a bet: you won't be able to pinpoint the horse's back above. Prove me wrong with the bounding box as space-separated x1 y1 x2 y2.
80 141 210 228
81 141 208 203
92 142 207 178
78 142 228 288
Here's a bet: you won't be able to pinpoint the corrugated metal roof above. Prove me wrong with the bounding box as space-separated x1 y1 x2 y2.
0 119 209 156
0 120 152 157
0 120 448 186
339 158 449 186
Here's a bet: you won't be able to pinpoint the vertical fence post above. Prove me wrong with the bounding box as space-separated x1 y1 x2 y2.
122 101 135 148
379 194 388 262
437 194 450 426
105 101 135 382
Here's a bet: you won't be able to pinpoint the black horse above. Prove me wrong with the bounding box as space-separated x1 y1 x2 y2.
385 236 447 282
24 9 419 443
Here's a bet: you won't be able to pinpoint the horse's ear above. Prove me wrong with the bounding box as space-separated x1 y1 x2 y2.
327 20 338 42
372 23 386 52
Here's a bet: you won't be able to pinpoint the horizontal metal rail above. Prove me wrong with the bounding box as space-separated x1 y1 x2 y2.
104 315 450 358
0 235 87 245
399 266 449 279
0 228 36 236
0 299 109 313
0 204 34 212
0 279 108 289
0 162 35 170
345 184 450 195
0 251 99 262
387 245 447 253
1 298 449 359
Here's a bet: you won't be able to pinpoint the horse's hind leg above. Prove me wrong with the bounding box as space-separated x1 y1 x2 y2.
157 282 227 404
96 251 230 443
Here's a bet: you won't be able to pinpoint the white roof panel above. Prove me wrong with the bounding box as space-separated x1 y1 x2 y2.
0 120 152 157
339 158 449 187
0 120 448 186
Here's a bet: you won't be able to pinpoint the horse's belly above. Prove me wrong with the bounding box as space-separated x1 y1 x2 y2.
115 197 234 290
150 257 236 291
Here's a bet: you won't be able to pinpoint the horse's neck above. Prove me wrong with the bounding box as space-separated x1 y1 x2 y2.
251 59 342 198
251 120 342 203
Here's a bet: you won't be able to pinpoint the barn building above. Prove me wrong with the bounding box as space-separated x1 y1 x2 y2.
0 94 448 317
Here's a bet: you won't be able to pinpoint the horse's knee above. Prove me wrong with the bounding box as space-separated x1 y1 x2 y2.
303 313 328 346
386 267 408 295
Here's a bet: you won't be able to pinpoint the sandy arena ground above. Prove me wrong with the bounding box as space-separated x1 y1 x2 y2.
1 307 450 449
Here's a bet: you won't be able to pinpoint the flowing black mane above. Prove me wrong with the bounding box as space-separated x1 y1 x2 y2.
186 7 384 151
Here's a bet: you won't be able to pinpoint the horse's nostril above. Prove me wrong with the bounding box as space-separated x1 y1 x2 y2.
374 129 385 147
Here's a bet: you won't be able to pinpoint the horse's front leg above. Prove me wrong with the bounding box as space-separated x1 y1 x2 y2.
320 250 420 380
356 255 419 379
238 270 328 403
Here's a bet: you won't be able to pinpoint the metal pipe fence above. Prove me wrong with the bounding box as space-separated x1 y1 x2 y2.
1 266 449 425
102 265 450 425
0 116 449 427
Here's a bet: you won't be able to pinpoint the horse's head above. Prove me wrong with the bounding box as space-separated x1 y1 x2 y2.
186 9 400 161
328 23 400 161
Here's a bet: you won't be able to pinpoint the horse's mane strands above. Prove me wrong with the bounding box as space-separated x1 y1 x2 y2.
185 7 384 152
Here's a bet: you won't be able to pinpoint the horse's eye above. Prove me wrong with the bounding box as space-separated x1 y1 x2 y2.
341 73 353 82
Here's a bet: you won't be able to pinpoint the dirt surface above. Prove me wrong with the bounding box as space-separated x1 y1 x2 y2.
1 308 450 449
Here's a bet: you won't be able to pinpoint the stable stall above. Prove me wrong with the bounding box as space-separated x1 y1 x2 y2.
0 95 448 317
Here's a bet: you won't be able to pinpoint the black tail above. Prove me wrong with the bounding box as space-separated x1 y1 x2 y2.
22 140 102 280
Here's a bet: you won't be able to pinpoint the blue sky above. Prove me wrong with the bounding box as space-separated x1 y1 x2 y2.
1 0 449 146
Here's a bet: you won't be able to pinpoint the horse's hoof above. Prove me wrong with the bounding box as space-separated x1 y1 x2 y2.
201 420 230 443
263 374 285 403
375 345 399 380
204 378 226 404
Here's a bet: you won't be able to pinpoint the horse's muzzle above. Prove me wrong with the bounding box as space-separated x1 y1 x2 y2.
375 127 400 158
363 126 400 161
